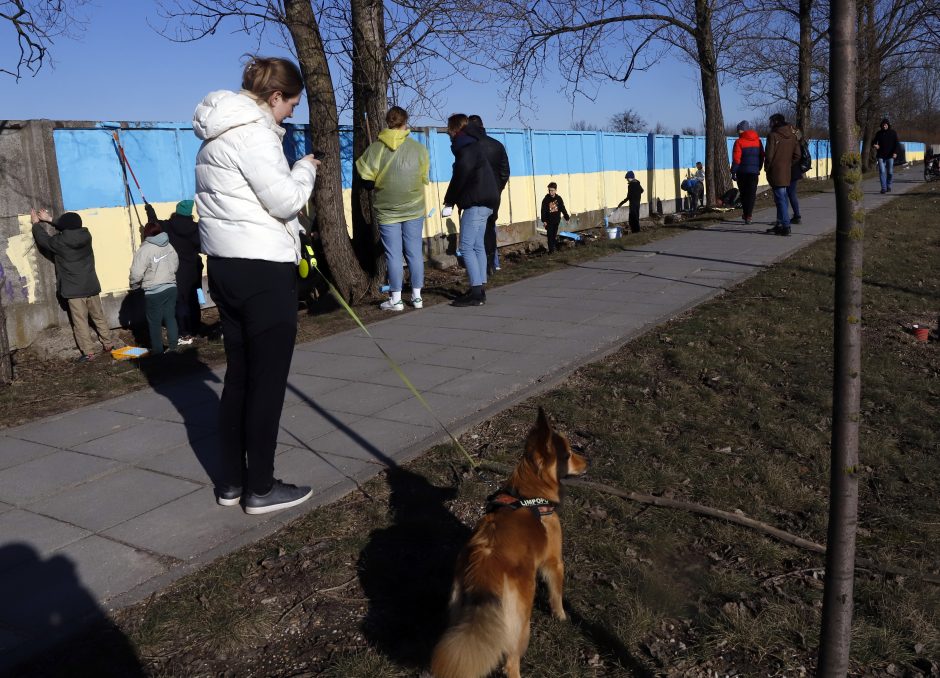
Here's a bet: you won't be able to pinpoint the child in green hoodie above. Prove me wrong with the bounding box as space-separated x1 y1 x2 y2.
355 106 430 311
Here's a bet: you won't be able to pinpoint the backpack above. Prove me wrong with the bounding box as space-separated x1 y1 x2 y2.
799 139 812 173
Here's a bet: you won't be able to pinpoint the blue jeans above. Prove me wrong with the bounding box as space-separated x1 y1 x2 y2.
877 157 894 191
459 206 492 286
772 187 790 227
787 179 800 219
380 217 425 292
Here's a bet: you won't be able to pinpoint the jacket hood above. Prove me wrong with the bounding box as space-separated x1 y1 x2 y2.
452 131 477 152
169 213 198 236
193 90 283 141
378 127 410 151
145 232 170 247
740 129 761 142
880 118 891 128
463 123 486 141
773 125 796 140
59 228 92 249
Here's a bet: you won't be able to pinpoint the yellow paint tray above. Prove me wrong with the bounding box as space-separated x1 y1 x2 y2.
111 346 149 360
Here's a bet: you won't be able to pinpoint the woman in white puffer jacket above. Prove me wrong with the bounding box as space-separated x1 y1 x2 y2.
193 56 319 516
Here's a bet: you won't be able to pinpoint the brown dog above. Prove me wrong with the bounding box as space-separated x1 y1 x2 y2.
430 408 588 678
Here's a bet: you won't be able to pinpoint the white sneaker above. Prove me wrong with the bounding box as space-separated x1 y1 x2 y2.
411 297 423 309
177 336 194 346
380 299 404 312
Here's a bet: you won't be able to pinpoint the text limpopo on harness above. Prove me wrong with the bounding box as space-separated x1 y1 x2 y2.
485 490 557 518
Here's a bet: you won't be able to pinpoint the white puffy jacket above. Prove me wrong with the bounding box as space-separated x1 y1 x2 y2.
193 90 317 263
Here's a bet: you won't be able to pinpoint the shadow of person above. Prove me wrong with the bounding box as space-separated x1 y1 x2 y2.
136 348 226 489
116 288 149 347
0 543 144 677
357 466 471 669
565 606 656 678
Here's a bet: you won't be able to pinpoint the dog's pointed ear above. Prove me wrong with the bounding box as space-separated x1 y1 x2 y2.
535 407 552 434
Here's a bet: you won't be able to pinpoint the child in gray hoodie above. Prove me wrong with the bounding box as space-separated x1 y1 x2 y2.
130 223 180 355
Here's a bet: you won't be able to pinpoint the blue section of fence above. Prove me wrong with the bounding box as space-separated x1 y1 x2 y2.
54 121 921 213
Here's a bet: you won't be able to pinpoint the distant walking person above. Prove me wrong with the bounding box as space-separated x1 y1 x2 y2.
872 117 899 193
467 115 510 275
788 124 805 225
30 208 115 362
145 200 203 343
541 182 570 253
443 113 500 307
193 55 319 514
616 171 644 233
129 221 179 355
356 106 430 312
730 120 764 225
765 113 801 236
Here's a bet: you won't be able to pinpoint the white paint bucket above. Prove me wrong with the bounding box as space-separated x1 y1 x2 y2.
606 227 620 239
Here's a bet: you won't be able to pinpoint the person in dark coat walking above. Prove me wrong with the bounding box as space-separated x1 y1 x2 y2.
540 182 570 252
872 117 899 193
764 113 801 236
30 208 115 361
616 171 644 233
467 115 510 275
443 113 500 307
145 200 203 343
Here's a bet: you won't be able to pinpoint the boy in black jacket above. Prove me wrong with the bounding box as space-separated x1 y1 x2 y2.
616 171 644 233
540 182 569 253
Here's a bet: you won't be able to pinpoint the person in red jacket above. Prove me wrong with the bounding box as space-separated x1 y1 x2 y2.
730 120 765 224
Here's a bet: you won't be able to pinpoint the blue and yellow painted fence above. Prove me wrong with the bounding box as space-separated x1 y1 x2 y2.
5 120 924 312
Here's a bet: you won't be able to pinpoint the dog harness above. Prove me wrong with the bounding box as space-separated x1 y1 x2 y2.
485 489 557 518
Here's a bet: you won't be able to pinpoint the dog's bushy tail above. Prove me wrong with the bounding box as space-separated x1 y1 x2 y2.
430 600 506 678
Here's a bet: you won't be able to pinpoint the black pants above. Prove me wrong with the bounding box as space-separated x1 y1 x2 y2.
484 211 498 273
629 205 640 233
175 268 203 336
208 257 298 495
546 222 559 252
737 173 759 219
144 287 178 355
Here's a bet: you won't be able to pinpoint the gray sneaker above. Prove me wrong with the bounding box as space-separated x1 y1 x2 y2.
216 486 242 507
244 479 312 515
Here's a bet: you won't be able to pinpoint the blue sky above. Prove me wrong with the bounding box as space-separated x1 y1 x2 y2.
0 0 755 132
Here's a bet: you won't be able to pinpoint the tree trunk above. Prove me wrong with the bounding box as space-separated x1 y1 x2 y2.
818 0 862 672
857 0 878 171
284 0 371 302
351 0 389 289
0 297 12 384
695 0 731 204
796 0 813 133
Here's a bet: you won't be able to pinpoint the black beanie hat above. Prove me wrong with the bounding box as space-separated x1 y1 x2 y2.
55 212 83 231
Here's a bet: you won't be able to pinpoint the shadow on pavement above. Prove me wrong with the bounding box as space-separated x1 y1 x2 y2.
357 466 471 668
0 543 144 677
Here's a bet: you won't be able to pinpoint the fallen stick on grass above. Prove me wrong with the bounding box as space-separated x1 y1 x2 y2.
477 462 940 585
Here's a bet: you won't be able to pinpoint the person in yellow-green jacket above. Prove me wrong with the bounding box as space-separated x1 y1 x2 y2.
356 106 430 311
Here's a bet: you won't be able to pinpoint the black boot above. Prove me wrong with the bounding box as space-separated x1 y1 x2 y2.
452 285 485 307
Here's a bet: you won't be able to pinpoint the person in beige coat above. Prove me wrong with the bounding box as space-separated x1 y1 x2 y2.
764 113 801 236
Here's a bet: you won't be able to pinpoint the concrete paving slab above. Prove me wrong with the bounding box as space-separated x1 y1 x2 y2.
135 435 224 484
0 535 166 634
105 388 220 424
0 510 90 571
71 419 215 463
0 438 58 471
420 346 512 371
302 381 414 418
372 393 490 427
0 451 120 506
102 488 267 560
308 417 436 463
5 410 145 449
29 468 201 532
289 351 391 380
359 362 469 391
283 373 355 405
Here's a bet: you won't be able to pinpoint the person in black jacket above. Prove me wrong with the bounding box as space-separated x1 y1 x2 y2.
30 208 116 362
443 113 500 307
540 182 569 253
616 171 645 233
145 200 203 343
468 115 510 275
872 117 899 193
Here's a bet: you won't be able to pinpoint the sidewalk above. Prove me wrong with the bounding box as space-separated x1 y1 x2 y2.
0 169 919 666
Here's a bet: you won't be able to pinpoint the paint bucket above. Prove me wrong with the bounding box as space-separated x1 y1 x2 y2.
913 325 929 342
606 227 620 239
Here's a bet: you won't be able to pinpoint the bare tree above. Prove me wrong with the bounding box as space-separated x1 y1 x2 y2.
486 0 751 203
1 0 88 79
609 108 646 132
571 120 602 131
817 0 862 671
